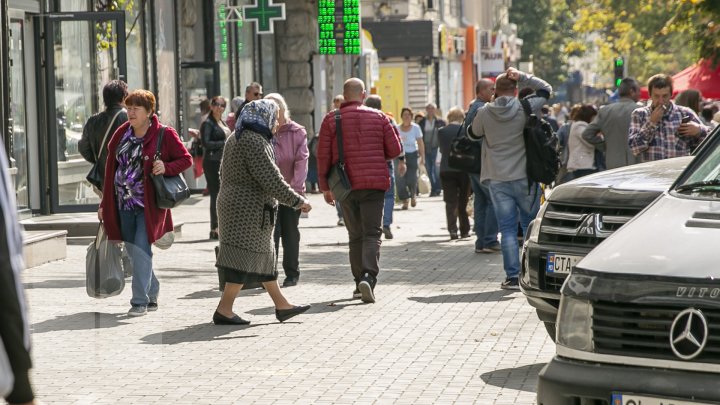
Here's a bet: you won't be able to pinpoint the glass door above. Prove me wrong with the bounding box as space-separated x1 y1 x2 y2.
8 16 30 212
40 12 126 213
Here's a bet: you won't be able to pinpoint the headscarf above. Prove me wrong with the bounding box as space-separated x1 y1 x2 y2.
235 99 278 141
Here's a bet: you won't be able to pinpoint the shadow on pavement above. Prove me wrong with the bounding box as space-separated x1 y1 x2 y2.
24 279 85 289
179 288 222 300
407 290 515 304
31 312 129 334
245 297 364 317
480 362 545 393
141 323 260 345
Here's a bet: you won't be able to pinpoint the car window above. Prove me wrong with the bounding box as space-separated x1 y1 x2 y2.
675 145 720 194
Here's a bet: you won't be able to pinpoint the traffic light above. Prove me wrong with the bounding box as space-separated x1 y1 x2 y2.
613 56 625 88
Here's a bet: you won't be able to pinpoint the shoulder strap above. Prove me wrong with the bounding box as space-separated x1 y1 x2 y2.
97 109 124 161
153 126 166 161
334 110 345 164
520 98 533 120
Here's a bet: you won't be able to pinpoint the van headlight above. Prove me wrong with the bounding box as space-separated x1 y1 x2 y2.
556 295 594 351
526 202 549 243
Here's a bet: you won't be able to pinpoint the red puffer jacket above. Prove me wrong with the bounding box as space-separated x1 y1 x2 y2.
317 101 402 192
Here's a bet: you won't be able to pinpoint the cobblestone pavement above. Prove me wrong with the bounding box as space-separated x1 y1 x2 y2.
23 193 554 404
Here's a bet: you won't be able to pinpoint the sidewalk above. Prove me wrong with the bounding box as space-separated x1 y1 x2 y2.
23 193 554 404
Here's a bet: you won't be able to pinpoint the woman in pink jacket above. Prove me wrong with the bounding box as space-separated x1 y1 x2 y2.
263 93 309 287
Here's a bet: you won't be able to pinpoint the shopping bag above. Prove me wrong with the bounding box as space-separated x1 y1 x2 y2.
418 164 431 195
86 223 125 298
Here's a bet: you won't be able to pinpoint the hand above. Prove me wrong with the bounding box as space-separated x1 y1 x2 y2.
506 67 522 81
419 157 425 166
300 202 312 213
152 160 166 176
649 103 666 124
98 207 103 221
323 191 335 206
188 128 200 138
679 121 702 137
397 160 407 177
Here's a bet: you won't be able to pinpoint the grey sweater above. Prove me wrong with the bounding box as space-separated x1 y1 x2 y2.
470 74 552 182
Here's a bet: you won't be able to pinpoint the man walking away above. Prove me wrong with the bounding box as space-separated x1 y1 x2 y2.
418 103 445 196
582 77 642 169
469 67 552 290
317 78 403 303
628 74 709 162
465 79 500 254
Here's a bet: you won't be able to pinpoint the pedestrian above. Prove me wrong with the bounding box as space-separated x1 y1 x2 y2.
317 78 403 303
542 106 559 132
235 82 263 117
0 136 37 405
263 93 309 287
225 96 243 130
306 133 320 193
79 79 129 194
582 78 641 169
628 74 709 162
213 100 311 325
99 89 192 316
556 104 581 184
438 107 471 240
566 104 599 180
413 111 425 124
364 94 406 240
674 89 703 115
469 67 552 290
395 107 425 210
201 96 231 240
465 79 500 253
332 94 346 226
701 104 718 130
417 103 445 196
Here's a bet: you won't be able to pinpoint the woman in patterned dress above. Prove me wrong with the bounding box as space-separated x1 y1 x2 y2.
213 99 312 325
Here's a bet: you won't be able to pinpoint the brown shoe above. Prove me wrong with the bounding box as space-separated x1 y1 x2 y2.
401 200 409 210
411 197 417 207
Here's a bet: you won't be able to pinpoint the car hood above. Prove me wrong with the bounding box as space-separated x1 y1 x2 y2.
578 192 720 278
548 157 691 207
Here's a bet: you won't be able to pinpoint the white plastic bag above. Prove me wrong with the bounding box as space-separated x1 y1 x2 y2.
417 164 431 195
86 223 125 298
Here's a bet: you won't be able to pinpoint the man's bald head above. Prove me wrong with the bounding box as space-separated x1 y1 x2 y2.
475 79 495 102
343 78 366 102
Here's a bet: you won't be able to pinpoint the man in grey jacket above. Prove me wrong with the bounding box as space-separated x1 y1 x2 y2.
470 67 552 290
581 77 642 169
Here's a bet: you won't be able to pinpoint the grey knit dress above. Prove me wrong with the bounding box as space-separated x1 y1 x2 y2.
215 129 304 283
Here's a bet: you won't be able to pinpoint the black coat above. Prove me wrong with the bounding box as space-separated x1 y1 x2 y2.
78 106 128 190
200 116 229 161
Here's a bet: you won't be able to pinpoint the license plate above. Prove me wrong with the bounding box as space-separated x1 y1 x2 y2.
612 393 713 405
546 253 583 274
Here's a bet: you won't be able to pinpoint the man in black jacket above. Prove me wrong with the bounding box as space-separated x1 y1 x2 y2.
79 80 128 192
0 136 36 405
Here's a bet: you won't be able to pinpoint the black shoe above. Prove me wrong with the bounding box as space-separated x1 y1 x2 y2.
358 273 376 303
382 226 394 239
450 232 459 240
213 311 250 325
147 302 158 312
282 277 298 287
460 233 470 239
209 230 219 240
275 305 311 322
500 277 520 291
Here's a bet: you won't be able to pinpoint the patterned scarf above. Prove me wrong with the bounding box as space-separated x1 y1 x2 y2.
235 99 278 141
115 125 145 210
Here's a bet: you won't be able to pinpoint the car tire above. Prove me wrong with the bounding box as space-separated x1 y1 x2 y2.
544 321 556 341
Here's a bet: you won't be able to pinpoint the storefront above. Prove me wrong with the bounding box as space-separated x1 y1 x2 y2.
437 24 466 116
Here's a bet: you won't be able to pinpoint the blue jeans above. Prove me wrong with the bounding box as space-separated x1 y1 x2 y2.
470 174 499 250
425 148 441 195
383 162 395 227
487 178 541 279
119 209 158 307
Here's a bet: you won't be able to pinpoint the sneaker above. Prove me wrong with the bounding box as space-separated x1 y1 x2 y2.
337 218 345 227
358 273 376 303
500 277 520 291
128 306 147 316
382 226 394 239
147 302 158 312
352 288 362 299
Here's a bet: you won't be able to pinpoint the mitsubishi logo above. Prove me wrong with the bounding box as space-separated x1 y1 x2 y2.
576 213 602 237
670 308 708 360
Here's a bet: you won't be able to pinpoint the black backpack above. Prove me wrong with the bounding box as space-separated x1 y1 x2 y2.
448 103 482 173
520 97 560 186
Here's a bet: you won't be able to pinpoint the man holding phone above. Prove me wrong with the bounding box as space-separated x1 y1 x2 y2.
628 74 709 162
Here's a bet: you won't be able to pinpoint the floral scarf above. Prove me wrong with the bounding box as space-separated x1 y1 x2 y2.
114 126 145 210
235 99 278 141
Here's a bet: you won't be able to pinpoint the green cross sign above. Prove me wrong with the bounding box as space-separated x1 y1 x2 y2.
243 0 286 35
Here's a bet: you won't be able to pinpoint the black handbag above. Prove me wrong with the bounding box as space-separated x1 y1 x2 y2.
327 110 352 201
448 125 482 173
151 127 191 209
86 109 123 189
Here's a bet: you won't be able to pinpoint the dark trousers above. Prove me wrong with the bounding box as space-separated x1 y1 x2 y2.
203 158 221 229
340 189 384 283
440 171 471 236
273 205 301 279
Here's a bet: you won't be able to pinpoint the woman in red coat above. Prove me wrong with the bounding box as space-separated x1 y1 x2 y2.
99 90 192 317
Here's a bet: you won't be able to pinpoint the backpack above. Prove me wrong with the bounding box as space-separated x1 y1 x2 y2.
520 97 560 186
448 102 482 173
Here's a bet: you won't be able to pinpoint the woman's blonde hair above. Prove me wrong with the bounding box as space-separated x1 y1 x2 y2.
446 107 465 124
263 93 291 121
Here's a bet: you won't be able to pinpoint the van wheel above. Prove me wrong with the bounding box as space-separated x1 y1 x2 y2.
543 321 556 341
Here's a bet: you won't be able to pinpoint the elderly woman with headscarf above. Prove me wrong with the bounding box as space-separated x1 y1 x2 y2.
213 99 312 325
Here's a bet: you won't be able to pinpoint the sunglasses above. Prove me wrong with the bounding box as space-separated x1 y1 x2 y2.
254 92 263 97
213 102 226 108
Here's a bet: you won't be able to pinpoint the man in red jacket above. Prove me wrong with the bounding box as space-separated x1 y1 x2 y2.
317 78 403 303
